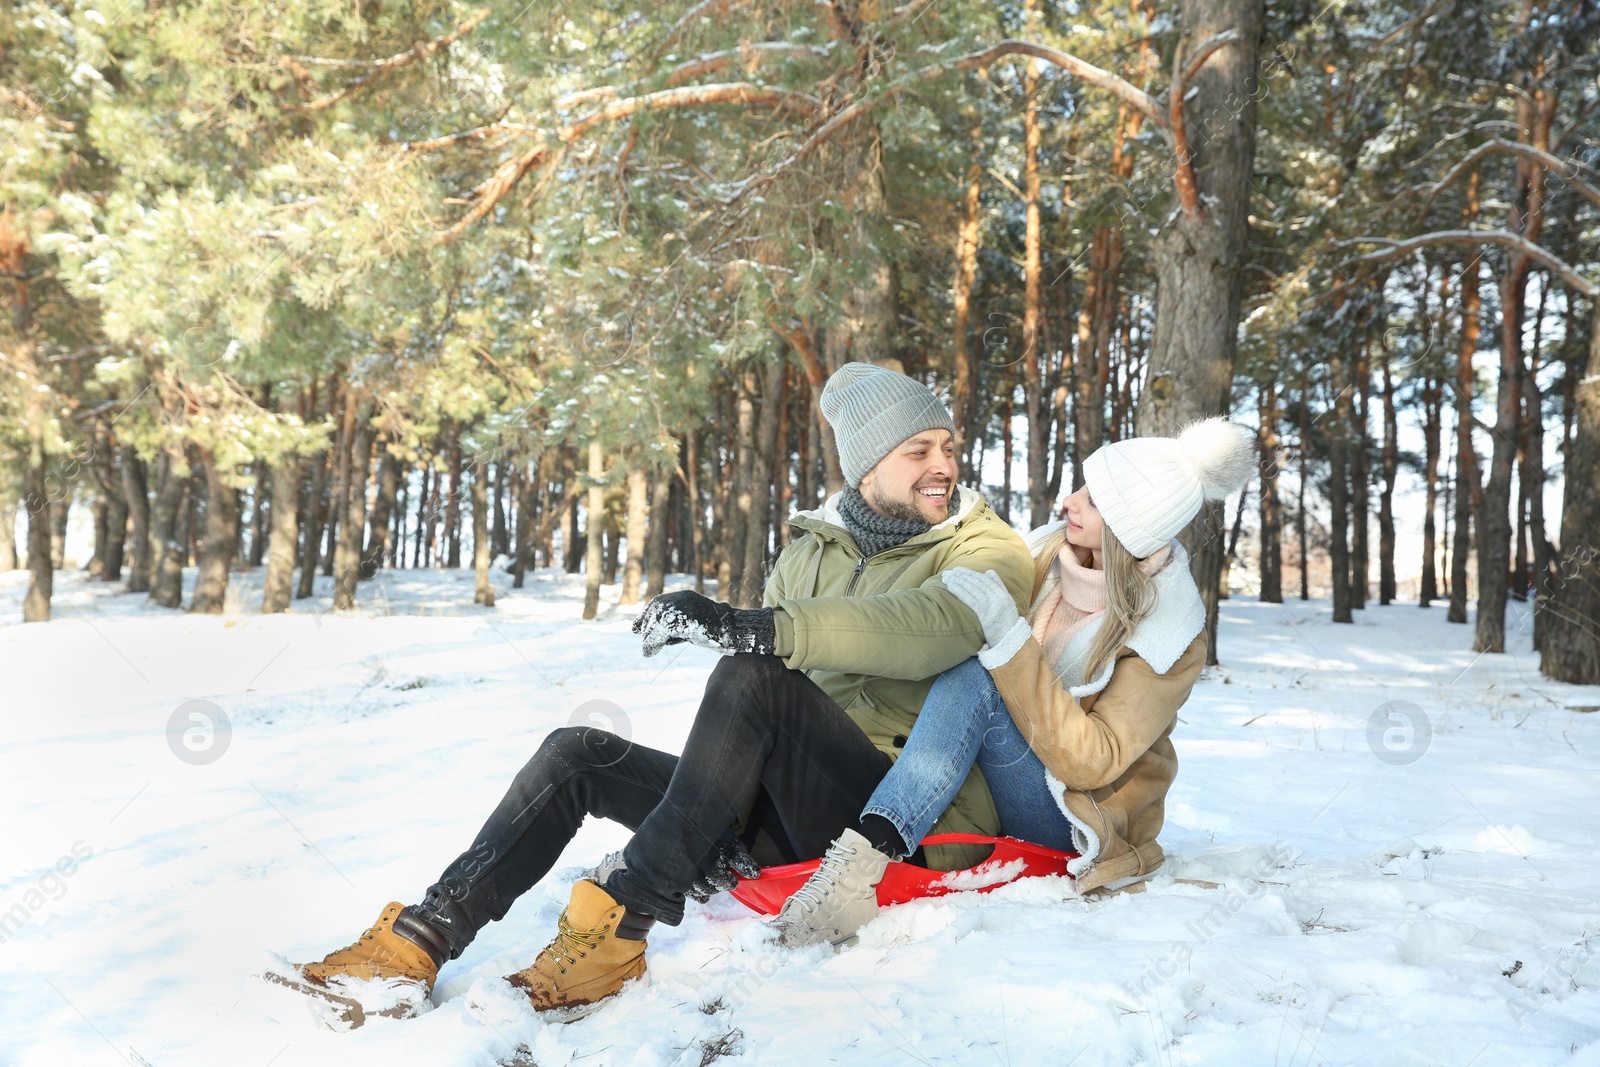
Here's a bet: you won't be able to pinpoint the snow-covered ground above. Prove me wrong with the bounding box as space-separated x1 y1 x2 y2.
3 562 1598 1067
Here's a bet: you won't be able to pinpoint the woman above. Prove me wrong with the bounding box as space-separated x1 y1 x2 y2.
771 416 1257 948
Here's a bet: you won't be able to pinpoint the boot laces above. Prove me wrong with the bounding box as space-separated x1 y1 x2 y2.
331 922 382 957
545 910 609 973
787 836 865 915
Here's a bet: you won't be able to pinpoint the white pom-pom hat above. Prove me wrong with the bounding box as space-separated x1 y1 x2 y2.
1080 416 1257 557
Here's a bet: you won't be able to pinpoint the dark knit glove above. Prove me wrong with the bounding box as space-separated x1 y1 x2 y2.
688 832 762 903
633 590 776 658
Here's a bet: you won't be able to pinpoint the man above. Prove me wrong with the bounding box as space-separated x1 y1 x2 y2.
272 362 1033 1025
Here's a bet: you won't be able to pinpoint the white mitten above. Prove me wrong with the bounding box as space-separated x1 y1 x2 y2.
940 567 1032 668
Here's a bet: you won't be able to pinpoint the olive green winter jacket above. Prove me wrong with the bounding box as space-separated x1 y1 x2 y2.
763 485 1033 870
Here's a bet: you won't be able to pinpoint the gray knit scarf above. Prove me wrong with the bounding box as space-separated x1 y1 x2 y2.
836 485 960 558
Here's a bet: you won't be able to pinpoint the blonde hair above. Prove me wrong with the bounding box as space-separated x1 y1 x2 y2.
1030 522 1161 683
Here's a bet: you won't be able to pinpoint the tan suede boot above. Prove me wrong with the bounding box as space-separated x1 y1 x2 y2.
505 879 647 1022
264 901 443 1029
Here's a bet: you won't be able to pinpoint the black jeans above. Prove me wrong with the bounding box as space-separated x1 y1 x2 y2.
415 654 892 955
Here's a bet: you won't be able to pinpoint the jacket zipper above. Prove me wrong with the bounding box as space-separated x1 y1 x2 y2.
804 552 866 685
844 554 866 596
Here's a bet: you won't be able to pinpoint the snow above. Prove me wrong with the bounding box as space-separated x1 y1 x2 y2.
3 562 1599 1066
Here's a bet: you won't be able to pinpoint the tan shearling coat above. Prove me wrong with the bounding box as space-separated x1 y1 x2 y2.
981 530 1208 893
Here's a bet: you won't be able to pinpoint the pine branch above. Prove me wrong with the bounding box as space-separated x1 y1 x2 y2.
1418 139 1600 223
284 7 492 113
1332 230 1597 297
435 83 820 242
720 38 1166 207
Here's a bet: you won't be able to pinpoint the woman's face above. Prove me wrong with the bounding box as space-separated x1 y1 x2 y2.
1061 484 1105 555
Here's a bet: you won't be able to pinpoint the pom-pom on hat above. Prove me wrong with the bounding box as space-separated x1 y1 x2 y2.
1081 417 1256 557
819 362 957 487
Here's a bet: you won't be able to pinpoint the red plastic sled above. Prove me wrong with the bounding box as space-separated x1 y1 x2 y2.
729 833 1079 916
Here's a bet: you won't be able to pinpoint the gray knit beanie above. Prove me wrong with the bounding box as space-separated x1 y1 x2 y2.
819 363 957 487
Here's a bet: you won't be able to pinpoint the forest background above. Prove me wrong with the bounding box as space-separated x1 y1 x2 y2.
2 0 1597 684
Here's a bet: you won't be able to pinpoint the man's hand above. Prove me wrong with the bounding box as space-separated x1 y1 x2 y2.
632 590 777 658
940 567 1023 648
688 832 762 903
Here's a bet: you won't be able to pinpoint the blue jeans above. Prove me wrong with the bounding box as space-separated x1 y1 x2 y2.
862 656 1077 855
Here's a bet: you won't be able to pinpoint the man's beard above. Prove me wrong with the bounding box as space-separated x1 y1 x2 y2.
867 481 947 523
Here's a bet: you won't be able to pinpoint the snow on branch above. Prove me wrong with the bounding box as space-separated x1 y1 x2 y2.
1333 229 1597 297
1419 139 1600 221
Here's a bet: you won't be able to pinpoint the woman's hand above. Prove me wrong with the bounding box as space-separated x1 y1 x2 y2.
940 567 1022 647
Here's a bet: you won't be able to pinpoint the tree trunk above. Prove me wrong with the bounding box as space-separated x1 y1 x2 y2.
1219 487 1247 600
1020 16 1051 529
774 365 794 551
512 459 532 588
333 406 374 610
261 454 302 614
739 358 785 608
1477 88 1556 654
1449 243 1483 623
1137 0 1264 664
297 444 331 599
645 462 672 599
413 463 430 568
322 397 354 579
1074 107 1137 486
1479 261 1527 649
190 449 238 614
1525 278 1551 646
0 500 16 572
8 266 50 617
445 427 464 568
98 440 129 584
1328 354 1352 624
247 461 270 568
89 491 109 580
120 444 150 591
492 460 510 561
686 432 705 593
1379 344 1398 604
951 120 984 459
795 376 815 514
602 496 621 586
1000 388 1015 525
727 374 756 602
472 457 495 607
50 498 68 570
1539 300 1600 683
1417 369 1440 606
582 441 605 620
620 462 648 606
1351 346 1371 610
394 462 408 568
363 443 400 577
22 462 52 621
148 451 189 609
1257 379 1283 603
1297 365 1310 601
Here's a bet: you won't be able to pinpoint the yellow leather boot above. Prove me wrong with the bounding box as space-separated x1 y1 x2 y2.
505 879 648 1021
266 901 446 1028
